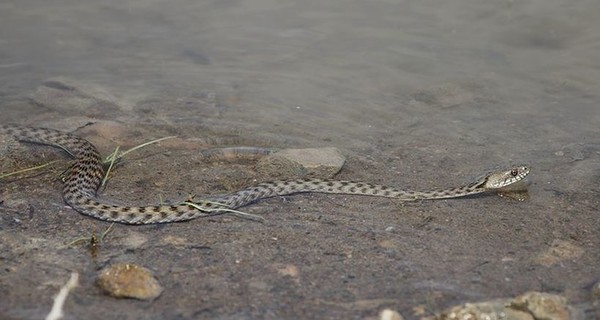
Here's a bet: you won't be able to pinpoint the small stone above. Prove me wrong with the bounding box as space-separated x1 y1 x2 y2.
120 231 149 250
593 281 600 299
275 264 300 278
378 239 396 249
379 309 404 320
162 235 188 246
410 83 477 109
255 147 345 179
97 263 163 300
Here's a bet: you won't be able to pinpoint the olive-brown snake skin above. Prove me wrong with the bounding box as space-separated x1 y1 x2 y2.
0 125 530 224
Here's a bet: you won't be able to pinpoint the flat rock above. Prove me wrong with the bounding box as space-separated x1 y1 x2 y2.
255 147 345 179
30 77 125 117
534 239 584 267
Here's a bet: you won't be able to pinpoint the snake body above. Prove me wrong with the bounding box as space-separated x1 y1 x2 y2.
0 125 530 224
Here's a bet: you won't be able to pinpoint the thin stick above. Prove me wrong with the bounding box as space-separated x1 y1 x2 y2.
104 136 177 165
0 160 59 179
45 272 79 320
182 201 265 222
101 136 176 187
101 146 119 188
66 223 115 247
99 223 115 242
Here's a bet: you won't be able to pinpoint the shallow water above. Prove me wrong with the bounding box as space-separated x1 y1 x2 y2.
1 0 599 319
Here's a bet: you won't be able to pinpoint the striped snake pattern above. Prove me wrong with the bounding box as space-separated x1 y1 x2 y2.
0 125 529 224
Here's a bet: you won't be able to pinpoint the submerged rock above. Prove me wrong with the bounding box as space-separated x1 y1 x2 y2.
256 147 346 179
30 77 126 117
534 239 584 267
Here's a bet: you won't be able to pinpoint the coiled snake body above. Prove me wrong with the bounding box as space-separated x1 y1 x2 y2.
0 125 529 224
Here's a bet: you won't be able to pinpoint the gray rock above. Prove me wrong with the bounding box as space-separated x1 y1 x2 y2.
255 147 345 179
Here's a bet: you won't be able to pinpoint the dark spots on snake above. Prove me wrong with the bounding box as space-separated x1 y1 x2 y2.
110 211 120 219
2 126 532 224
143 214 153 221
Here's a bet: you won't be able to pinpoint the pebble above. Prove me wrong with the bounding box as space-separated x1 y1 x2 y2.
97 263 163 300
379 309 404 320
593 280 600 299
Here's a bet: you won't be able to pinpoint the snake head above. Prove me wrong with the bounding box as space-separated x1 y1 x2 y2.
480 165 530 189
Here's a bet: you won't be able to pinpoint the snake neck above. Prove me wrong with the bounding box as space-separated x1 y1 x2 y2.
209 179 488 209
409 185 484 200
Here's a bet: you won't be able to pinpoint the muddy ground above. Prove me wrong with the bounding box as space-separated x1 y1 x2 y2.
1 1 599 319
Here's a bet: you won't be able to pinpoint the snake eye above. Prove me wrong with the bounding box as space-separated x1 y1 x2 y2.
510 169 519 177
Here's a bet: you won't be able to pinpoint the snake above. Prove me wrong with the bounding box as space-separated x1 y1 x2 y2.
0 125 530 225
